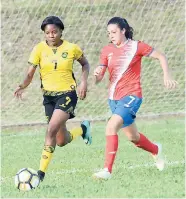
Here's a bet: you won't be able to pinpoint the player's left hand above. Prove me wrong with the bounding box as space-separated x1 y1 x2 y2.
78 81 87 100
164 74 178 89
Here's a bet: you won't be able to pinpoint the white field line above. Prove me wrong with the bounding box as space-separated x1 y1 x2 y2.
49 160 185 175
1 160 184 183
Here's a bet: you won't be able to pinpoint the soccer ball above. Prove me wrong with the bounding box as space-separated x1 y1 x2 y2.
15 168 40 191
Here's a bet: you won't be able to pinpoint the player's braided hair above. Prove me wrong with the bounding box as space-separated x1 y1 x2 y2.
107 17 134 39
41 16 64 31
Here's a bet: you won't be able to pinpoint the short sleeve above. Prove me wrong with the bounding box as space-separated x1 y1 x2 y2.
74 44 83 60
138 41 154 57
28 45 41 67
99 47 108 67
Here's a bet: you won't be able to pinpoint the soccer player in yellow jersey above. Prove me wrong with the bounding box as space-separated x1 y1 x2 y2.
14 16 92 182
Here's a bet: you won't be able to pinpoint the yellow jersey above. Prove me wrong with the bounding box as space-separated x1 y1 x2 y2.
28 40 83 93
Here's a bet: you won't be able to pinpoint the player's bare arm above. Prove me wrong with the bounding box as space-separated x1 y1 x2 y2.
77 55 90 100
149 49 178 89
14 65 36 99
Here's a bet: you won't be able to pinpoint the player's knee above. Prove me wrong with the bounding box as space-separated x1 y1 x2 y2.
56 141 66 147
125 131 140 143
56 131 72 147
106 122 118 135
129 134 140 143
47 124 59 138
56 138 71 147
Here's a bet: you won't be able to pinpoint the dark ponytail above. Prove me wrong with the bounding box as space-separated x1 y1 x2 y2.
107 17 134 39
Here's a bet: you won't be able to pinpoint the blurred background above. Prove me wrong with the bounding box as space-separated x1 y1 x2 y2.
1 0 185 127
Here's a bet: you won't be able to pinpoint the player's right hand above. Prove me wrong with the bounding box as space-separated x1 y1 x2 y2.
94 66 104 76
14 87 24 100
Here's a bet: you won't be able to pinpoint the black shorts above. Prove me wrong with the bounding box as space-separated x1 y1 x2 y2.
43 91 78 123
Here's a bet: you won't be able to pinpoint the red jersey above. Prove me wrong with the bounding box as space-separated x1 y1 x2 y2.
99 40 153 100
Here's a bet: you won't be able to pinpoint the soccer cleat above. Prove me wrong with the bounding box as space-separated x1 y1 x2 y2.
152 143 165 171
37 170 45 182
81 120 92 145
92 168 111 180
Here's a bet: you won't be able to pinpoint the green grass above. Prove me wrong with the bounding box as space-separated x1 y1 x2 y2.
1 118 185 198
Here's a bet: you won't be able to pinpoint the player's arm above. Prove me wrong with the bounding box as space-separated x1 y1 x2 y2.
14 44 40 99
77 55 90 100
149 49 178 89
14 64 36 99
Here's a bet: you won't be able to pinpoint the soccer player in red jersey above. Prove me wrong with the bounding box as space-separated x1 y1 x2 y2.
93 17 177 180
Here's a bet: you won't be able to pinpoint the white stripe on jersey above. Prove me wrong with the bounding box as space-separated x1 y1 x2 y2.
109 40 138 100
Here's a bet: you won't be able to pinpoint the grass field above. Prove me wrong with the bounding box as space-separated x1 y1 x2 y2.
1 118 185 198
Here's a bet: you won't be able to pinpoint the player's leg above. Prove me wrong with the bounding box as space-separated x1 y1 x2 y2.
122 123 164 171
37 97 55 181
41 97 72 147
104 115 123 171
122 122 158 154
38 108 70 181
56 121 92 146
55 91 92 145
93 113 123 180
120 95 164 171
38 91 91 181
56 125 72 147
